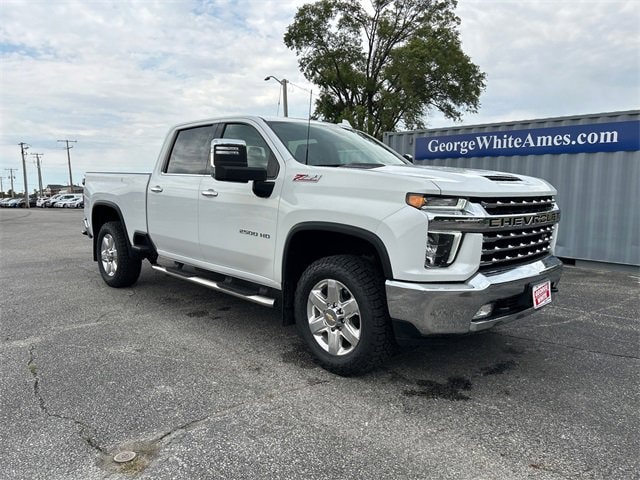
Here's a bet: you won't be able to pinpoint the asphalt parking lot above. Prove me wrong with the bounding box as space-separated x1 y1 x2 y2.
1 208 638 480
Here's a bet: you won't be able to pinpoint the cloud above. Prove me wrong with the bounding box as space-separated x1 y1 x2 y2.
1 0 638 190
427 0 640 127
0 0 312 191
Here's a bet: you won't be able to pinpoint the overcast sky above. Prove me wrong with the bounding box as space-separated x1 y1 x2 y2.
1 0 638 192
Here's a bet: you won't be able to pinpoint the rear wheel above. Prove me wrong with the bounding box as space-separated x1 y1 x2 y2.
97 221 142 288
294 255 394 376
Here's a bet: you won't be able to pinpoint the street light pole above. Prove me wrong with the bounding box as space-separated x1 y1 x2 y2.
58 139 77 193
19 142 30 208
264 75 288 117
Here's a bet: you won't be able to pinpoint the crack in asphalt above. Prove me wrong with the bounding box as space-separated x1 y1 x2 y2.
2 313 119 351
491 332 640 360
28 344 107 455
26 338 332 472
154 378 330 449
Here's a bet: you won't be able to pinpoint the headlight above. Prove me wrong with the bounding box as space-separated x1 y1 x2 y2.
406 194 467 211
425 231 462 268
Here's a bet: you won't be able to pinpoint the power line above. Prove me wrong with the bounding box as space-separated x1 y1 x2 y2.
57 139 77 193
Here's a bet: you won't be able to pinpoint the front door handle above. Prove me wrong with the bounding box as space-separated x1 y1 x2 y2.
150 185 163 193
201 189 218 197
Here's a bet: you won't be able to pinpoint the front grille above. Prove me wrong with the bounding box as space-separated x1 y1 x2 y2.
481 225 554 270
426 195 559 272
472 195 554 215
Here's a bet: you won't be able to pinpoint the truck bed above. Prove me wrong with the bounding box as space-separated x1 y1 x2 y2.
84 172 151 243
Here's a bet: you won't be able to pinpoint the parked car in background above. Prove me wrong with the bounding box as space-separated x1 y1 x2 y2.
20 197 38 208
5 198 23 208
64 196 84 209
47 194 77 208
0 198 16 207
55 194 83 208
43 194 64 207
36 196 50 207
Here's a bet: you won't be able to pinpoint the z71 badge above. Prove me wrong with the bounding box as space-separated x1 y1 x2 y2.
293 174 322 183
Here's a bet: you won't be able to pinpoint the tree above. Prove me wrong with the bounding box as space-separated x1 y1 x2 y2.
284 0 486 137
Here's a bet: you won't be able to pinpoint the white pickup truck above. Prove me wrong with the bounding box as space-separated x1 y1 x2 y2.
83 116 562 375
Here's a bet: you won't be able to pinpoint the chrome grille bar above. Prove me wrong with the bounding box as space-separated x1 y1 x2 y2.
480 245 552 268
482 236 552 255
471 196 555 215
483 226 554 244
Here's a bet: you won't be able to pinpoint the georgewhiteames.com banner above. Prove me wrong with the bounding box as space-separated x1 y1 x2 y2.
415 120 640 160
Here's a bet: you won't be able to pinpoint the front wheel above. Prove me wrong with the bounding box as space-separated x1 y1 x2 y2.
294 255 394 376
97 221 142 288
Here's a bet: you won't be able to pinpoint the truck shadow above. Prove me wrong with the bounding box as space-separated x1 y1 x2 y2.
138 265 530 402
382 333 526 401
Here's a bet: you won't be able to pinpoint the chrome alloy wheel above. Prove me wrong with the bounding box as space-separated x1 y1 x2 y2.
306 279 361 356
100 233 118 277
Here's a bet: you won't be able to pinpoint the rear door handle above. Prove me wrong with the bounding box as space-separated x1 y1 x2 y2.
150 186 163 193
201 189 218 197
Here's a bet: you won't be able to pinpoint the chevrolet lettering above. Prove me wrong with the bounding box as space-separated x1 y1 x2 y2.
488 211 561 229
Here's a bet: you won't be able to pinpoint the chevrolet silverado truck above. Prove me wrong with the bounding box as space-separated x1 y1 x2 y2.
83 116 562 375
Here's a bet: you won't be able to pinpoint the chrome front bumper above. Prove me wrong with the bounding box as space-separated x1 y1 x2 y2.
385 256 563 336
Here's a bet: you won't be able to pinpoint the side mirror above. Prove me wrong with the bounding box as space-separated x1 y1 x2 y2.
403 153 414 163
211 139 267 182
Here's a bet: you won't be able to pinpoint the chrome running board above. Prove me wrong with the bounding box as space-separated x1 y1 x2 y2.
151 265 275 308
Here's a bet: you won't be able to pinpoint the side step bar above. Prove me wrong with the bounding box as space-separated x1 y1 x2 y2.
151 265 275 308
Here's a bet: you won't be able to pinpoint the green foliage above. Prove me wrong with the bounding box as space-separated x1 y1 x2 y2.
284 0 486 137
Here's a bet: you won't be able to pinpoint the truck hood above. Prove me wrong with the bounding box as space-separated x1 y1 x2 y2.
373 164 556 196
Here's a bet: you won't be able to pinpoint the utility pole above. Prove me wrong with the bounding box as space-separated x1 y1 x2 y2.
0 176 4 198
30 152 45 197
4 168 17 197
57 139 77 193
19 143 30 207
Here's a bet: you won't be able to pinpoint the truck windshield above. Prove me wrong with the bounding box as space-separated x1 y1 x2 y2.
266 121 409 167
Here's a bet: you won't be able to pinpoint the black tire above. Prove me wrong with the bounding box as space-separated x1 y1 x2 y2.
294 255 394 376
97 221 142 288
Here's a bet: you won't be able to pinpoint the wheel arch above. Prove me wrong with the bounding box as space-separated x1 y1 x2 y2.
91 202 157 263
91 202 127 261
280 222 393 326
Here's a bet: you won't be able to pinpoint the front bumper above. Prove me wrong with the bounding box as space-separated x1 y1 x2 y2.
385 255 563 336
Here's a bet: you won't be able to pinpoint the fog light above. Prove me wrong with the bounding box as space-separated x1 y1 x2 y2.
473 303 494 320
425 231 462 268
